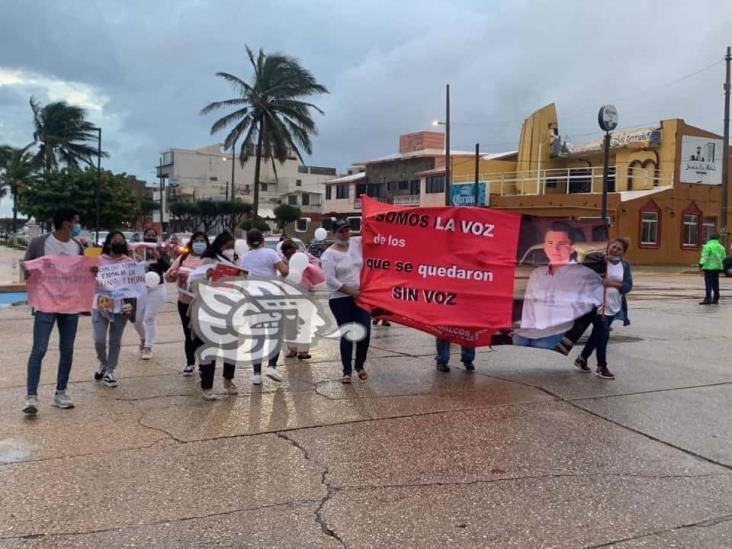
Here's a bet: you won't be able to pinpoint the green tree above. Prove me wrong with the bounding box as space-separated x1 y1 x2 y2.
201 45 328 220
219 200 253 232
169 201 198 232
0 146 37 232
30 97 108 171
240 219 270 232
17 168 138 229
273 203 302 232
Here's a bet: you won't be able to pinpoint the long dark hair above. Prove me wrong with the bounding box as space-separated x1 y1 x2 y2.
202 232 234 259
181 231 210 261
102 231 128 256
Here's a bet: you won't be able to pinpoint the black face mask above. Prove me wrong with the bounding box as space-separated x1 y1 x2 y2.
110 242 126 255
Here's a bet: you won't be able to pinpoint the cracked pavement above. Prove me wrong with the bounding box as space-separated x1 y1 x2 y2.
0 269 731 547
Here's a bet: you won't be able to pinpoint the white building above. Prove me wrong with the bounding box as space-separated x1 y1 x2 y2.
156 144 336 218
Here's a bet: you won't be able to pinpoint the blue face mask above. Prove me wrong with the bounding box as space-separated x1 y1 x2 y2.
191 242 207 255
70 223 82 237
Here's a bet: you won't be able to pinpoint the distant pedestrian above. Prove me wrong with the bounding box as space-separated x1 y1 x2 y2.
280 238 313 360
574 237 633 380
699 233 726 305
435 339 475 373
93 232 136 388
21 207 87 415
321 219 371 383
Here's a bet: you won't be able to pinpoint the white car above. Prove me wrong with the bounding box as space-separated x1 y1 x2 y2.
263 236 306 253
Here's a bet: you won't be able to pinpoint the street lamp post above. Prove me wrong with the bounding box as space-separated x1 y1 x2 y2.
432 83 451 207
231 135 237 201
158 156 164 230
91 126 102 245
598 105 618 223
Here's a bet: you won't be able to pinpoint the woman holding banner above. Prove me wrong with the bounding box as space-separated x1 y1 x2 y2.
93 232 136 388
321 219 371 384
574 237 633 380
166 231 210 376
132 227 171 360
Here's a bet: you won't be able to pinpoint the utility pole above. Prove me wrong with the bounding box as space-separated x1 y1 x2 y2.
474 143 480 206
158 156 164 229
231 135 237 201
94 127 102 244
721 46 731 242
444 83 451 207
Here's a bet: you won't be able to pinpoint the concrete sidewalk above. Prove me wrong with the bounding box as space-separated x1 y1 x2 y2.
0 273 731 547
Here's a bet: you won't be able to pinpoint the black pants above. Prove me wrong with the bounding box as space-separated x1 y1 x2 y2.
704 270 720 302
177 300 197 366
192 334 236 390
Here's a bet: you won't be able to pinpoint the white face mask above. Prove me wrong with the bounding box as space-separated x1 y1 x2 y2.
221 249 235 261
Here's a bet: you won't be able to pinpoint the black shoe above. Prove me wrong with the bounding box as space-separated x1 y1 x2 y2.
372 319 378 325
381 321 391 326
462 361 475 372
712 298 720 304
573 356 590 372
436 362 450 372
699 300 712 305
596 365 615 380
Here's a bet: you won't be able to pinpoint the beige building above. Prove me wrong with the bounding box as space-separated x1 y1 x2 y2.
156 144 336 218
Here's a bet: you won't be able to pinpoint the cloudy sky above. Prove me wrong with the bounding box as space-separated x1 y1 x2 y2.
2 0 732 215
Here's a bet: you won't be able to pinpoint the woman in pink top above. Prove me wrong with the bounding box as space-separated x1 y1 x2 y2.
92 232 135 388
165 231 209 376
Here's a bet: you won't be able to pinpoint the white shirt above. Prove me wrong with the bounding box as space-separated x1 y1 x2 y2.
240 247 281 279
517 263 604 339
603 260 624 316
44 234 80 256
321 242 363 299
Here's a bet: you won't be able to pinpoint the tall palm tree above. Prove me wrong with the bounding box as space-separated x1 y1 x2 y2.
1 146 36 231
30 97 107 171
201 46 328 219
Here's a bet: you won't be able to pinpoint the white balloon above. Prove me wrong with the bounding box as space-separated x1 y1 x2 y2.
285 269 303 285
276 241 284 253
314 227 327 241
145 271 161 288
234 239 249 257
289 252 309 273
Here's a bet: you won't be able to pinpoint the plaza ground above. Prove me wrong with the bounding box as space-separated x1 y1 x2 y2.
0 247 731 547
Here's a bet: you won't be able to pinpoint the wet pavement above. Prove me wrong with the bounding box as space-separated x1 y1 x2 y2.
0 270 730 547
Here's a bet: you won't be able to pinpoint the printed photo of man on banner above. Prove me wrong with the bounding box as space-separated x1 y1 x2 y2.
94 261 148 323
357 196 609 355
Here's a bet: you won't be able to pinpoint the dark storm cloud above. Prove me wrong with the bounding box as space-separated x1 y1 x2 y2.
1 0 732 181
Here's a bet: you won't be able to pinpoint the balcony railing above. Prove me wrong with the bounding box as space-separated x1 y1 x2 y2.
452 166 673 196
388 195 421 206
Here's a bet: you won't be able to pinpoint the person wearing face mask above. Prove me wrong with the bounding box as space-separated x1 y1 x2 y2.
166 232 210 376
21 207 88 415
321 219 371 384
193 231 243 400
132 227 171 360
92 231 136 388
574 237 633 380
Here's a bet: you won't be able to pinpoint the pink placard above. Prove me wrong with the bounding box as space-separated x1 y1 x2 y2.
24 256 98 313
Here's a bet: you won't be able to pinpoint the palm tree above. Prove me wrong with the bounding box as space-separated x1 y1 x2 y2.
30 97 107 171
1 146 36 231
201 46 328 219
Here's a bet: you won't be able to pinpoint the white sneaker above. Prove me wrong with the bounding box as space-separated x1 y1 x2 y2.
251 374 262 385
141 348 153 360
22 395 38 415
201 389 220 401
94 364 106 381
266 367 283 382
182 364 195 377
103 372 118 387
52 391 74 409
223 379 238 395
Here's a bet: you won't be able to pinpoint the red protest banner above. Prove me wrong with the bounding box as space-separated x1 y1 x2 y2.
210 263 245 283
357 196 521 346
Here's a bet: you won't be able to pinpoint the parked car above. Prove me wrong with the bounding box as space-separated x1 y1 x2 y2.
94 231 109 247
307 239 334 258
724 256 732 277
262 235 306 253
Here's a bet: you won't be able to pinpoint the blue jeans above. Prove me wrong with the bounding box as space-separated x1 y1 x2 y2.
26 312 79 396
435 338 475 365
513 333 564 349
329 296 371 375
580 315 615 367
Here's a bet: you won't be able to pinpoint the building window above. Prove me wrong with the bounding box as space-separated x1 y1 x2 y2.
426 175 445 194
161 151 173 165
302 193 310 206
336 184 349 199
398 180 409 191
295 218 310 232
355 183 367 197
639 200 661 248
702 216 717 243
325 185 332 200
321 218 333 231
261 183 268 192
367 183 383 198
296 179 302 187
288 195 298 205
409 180 420 195
681 202 702 249
568 168 591 193
347 216 362 232
210 176 218 182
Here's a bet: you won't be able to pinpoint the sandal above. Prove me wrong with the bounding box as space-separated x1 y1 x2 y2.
341 374 352 384
356 369 368 380
285 350 298 358
297 353 312 360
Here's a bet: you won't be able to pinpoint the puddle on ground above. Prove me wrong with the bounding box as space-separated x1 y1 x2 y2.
0 438 36 464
